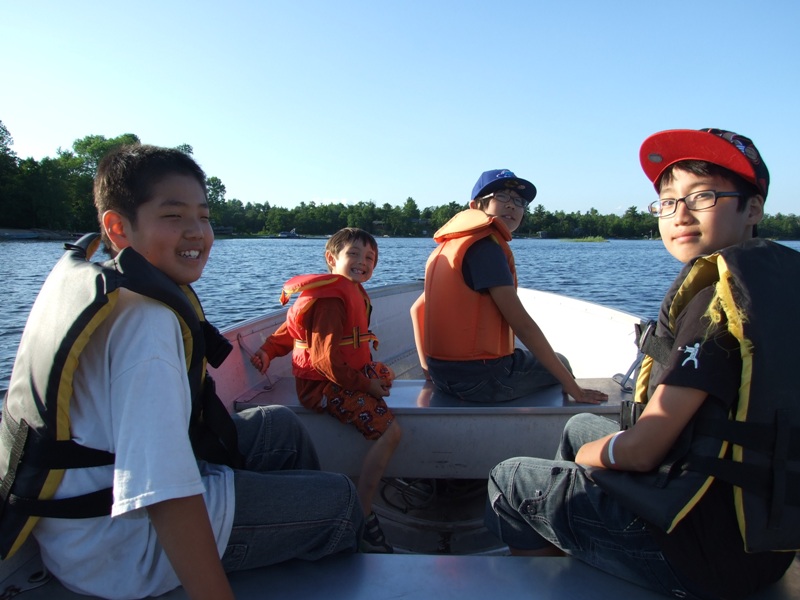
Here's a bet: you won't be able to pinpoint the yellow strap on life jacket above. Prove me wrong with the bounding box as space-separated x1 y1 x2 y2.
280 275 341 306
294 328 379 351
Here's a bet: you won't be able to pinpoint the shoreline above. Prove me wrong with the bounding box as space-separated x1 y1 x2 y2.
0 228 76 241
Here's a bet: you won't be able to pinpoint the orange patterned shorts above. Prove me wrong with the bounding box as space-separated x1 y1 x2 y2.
321 362 395 440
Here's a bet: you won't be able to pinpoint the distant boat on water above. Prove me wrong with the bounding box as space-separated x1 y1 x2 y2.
275 228 305 239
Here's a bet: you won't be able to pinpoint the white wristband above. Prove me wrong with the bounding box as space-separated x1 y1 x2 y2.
607 431 623 466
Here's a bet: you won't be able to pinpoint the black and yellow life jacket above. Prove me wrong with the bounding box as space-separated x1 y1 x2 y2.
593 238 800 553
0 233 243 559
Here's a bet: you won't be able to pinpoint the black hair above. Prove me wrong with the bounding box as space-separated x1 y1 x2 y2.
657 160 761 213
472 194 494 212
325 227 379 271
94 144 207 250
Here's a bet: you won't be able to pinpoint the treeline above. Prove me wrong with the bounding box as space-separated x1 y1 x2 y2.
2 121 799 239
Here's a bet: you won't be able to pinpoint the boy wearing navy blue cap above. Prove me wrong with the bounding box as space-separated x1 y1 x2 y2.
485 130 797 599
410 169 607 404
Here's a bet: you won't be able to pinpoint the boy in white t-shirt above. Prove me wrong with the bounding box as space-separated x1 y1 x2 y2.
0 145 363 599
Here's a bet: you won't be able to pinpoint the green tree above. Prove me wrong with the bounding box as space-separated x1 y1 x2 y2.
206 176 227 225
4 122 800 240
0 120 22 228
400 197 426 236
263 206 293 234
244 201 270 233
426 201 463 231
347 201 378 231
52 133 143 229
0 120 14 155
12 157 74 229
761 213 800 239
379 203 406 236
70 133 141 176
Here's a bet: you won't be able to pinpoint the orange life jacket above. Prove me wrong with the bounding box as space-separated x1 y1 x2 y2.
423 209 517 361
281 274 377 381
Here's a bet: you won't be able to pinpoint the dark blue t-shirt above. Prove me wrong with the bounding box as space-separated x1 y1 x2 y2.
463 237 514 292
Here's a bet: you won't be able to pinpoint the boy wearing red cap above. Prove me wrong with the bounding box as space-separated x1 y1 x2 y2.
485 130 797 599
411 169 607 405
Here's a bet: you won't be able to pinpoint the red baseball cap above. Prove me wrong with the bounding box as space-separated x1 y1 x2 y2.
640 128 769 199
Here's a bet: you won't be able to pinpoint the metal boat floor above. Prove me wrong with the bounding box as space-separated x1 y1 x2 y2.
11 548 800 599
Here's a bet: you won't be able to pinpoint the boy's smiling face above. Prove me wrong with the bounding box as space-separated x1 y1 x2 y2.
103 174 213 285
658 168 763 264
325 240 376 284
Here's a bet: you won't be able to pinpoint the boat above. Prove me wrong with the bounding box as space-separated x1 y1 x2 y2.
275 228 305 239
2 282 798 599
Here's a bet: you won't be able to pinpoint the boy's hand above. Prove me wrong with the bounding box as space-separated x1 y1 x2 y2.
250 349 271 374
367 378 390 399
566 387 608 404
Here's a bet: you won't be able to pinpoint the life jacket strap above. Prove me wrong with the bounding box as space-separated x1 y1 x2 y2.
202 320 233 369
191 376 244 469
620 400 646 430
685 456 800 504
690 410 800 519
635 320 673 366
0 411 114 471
0 413 29 520
694 416 800 457
293 330 378 350
7 487 112 519
342 327 378 350
23 440 115 470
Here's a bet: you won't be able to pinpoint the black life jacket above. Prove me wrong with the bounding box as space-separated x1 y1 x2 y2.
592 238 800 553
0 233 243 559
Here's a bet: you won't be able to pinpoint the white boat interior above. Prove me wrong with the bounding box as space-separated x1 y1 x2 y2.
2 282 798 599
221 283 643 480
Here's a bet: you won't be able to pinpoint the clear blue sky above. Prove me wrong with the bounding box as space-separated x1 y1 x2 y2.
3 1 798 215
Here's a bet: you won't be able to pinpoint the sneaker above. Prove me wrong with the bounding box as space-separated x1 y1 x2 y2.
360 512 393 553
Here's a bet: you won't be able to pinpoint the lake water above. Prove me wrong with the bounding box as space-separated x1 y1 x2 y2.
2 237 799 394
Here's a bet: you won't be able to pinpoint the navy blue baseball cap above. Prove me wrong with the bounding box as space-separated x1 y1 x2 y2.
471 169 537 202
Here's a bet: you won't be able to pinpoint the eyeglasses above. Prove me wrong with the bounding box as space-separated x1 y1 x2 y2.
481 192 528 209
648 190 741 218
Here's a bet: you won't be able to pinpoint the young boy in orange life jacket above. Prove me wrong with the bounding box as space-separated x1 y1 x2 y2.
251 227 400 553
411 169 607 404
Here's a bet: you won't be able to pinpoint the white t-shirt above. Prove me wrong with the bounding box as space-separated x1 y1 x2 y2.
33 289 235 599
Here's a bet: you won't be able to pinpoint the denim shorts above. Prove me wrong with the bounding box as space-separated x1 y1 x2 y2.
485 413 704 599
220 406 363 571
427 349 565 403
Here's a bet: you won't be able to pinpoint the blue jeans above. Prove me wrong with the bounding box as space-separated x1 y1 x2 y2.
221 406 364 571
427 349 566 403
485 413 704 599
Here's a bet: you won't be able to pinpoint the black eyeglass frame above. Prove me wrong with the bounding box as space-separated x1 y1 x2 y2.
648 190 741 218
479 192 529 209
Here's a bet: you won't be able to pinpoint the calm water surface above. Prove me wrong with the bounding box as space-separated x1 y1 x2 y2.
3 237 798 393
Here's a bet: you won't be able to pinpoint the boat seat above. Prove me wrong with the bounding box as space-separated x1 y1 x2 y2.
233 376 630 478
235 376 629 413
10 545 800 600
